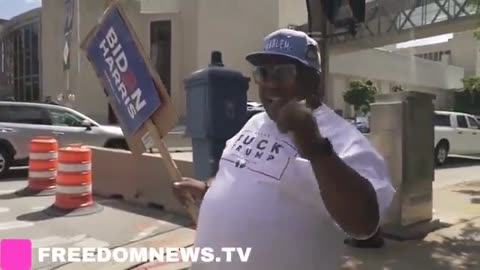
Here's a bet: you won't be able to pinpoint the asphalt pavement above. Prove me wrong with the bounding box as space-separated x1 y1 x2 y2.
1 156 479 270
0 169 192 270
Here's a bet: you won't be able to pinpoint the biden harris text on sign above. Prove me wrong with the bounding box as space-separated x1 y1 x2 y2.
85 7 162 136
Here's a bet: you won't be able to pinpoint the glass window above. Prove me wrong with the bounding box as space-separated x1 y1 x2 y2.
47 109 85 127
18 34 24 77
17 79 24 101
32 77 40 101
0 106 12 122
6 106 50 125
467 117 480 129
150 21 172 96
457 115 468 128
434 114 450 127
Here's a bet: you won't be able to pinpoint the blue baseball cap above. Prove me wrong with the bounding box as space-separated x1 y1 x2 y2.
246 29 321 71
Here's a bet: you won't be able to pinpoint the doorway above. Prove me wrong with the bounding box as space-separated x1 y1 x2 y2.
150 21 172 96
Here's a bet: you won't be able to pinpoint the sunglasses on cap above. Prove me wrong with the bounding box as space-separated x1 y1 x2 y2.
252 64 297 84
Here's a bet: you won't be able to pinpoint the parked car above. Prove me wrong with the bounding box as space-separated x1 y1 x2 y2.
0 101 128 178
345 116 370 133
246 101 265 120
434 111 480 166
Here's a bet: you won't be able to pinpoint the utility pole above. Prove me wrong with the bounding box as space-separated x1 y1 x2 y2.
306 0 330 104
319 12 330 104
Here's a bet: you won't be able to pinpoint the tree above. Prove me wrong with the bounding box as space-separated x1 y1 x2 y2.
467 0 480 39
454 76 480 115
462 76 480 91
343 80 378 115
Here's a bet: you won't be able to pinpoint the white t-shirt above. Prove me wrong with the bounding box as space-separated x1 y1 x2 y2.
191 104 395 270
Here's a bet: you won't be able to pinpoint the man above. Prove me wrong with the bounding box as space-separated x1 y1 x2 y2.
173 29 395 269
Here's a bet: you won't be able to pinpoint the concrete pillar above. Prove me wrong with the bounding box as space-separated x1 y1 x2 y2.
368 91 442 240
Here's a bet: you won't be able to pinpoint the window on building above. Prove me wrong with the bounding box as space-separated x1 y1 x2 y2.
457 115 468 128
1 42 4 73
6 21 41 102
0 106 12 122
150 20 172 96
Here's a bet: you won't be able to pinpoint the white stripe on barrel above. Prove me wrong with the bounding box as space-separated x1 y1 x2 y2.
29 170 57 179
58 163 91 173
56 185 92 194
29 152 58 160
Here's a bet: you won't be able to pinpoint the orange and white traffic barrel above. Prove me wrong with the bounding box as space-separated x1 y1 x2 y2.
46 145 102 217
16 137 58 196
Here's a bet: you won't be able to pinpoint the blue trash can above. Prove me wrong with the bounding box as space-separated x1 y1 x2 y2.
184 51 250 180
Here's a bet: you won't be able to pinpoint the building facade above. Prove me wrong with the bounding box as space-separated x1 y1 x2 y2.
394 30 480 77
26 0 465 123
0 9 41 101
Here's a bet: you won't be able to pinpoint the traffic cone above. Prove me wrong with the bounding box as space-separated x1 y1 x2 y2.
45 145 102 217
16 137 58 196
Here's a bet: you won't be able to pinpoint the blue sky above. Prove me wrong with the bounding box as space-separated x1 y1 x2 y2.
0 0 41 20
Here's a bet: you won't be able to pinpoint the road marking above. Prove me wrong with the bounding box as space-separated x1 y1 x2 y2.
32 234 109 249
74 238 109 248
0 189 16 195
130 226 159 242
0 221 34 231
32 235 87 248
0 207 10 213
96 199 117 204
32 206 48 211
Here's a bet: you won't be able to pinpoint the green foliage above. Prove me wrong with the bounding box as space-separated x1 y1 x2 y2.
343 80 378 113
467 0 480 39
462 77 480 91
454 90 480 115
454 76 480 115
474 29 480 40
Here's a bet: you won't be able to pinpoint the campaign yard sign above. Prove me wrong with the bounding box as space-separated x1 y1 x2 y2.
83 6 162 136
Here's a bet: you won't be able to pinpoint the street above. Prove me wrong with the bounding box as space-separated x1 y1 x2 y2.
434 156 480 188
0 156 479 269
0 168 194 270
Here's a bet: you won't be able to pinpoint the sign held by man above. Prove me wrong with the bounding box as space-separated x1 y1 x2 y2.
81 1 199 222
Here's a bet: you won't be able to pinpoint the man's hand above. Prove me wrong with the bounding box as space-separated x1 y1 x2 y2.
271 99 323 159
172 177 207 207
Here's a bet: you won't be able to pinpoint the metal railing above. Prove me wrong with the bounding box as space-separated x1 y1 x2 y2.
329 0 480 47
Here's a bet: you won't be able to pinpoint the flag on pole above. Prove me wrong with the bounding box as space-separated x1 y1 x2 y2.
63 0 75 70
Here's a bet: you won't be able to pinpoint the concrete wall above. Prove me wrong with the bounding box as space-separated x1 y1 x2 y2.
394 30 479 77
278 0 307 28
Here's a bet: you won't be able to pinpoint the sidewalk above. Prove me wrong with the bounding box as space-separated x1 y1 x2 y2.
342 180 480 270
58 180 479 270
142 180 480 270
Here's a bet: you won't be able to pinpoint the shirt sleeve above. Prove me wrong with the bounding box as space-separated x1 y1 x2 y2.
338 139 396 239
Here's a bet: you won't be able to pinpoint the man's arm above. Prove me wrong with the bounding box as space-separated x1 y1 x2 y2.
309 147 380 238
272 100 393 238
